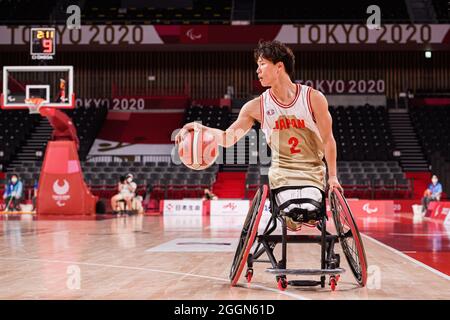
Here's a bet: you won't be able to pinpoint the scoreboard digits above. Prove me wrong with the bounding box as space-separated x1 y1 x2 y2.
30 28 56 60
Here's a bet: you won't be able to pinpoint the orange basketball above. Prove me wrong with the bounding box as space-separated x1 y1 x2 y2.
178 129 219 170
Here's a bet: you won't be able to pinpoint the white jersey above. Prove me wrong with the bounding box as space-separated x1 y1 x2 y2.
260 84 326 191
119 182 137 197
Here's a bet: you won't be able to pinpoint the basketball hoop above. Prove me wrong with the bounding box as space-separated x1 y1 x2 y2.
24 97 46 114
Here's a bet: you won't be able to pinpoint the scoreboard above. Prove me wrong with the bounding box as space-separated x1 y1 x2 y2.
30 28 56 60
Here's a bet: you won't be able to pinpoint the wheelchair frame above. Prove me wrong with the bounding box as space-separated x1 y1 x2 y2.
230 185 367 291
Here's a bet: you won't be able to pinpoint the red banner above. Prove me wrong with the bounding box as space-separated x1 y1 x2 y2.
329 200 395 217
392 200 421 214
426 201 450 221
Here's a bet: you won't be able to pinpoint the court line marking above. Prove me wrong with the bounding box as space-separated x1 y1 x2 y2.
0 256 309 300
388 232 450 237
361 234 450 281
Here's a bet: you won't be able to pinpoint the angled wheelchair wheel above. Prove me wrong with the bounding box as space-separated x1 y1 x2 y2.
329 189 368 287
230 185 268 286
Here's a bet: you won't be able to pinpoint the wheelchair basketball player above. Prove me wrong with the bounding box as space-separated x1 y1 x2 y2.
176 40 342 231
176 40 367 290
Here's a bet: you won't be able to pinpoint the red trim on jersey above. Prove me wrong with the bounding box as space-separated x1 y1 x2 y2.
269 84 300 109
260 94 264 128
307 87 316 123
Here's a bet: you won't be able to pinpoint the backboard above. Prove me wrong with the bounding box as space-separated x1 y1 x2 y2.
1 65 74 110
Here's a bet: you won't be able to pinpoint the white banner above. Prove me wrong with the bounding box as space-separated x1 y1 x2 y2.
209 199 273 231
275 24 450 44
163 215 204 230
210 199 250 216
0 24 448 46
162 199 203 216
89 139 174 156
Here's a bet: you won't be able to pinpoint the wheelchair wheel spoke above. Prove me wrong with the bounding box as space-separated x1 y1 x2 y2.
230 185 268 286
329 189 368 286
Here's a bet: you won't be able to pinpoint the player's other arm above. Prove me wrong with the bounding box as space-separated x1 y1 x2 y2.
310 90 343 192
175 98 259 148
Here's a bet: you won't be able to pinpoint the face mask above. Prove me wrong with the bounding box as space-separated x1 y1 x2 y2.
11 178 17 183
127 178 132 183
432 179 438 185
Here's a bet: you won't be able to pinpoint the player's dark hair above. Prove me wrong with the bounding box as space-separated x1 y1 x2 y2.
254 40 295 78
119 175 127 183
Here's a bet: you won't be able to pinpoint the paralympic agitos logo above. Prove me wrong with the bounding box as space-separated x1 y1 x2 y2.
52 179 71 207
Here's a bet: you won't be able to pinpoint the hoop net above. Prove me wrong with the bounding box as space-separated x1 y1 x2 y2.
24 98 46 114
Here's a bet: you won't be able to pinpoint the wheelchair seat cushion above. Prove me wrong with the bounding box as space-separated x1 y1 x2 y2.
274 187 323 229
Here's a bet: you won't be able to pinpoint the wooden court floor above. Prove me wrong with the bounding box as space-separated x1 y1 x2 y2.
0 213 448 300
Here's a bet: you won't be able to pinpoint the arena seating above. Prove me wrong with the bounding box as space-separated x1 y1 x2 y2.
410 105 450 197
9 0 447 25
255 0 409 22
181 102 405 199
3 0 449 25
185 104 231 130
330 105 395 161
410 106 450 161
1 160 218 206
432 0 450 22
65 106 108 160
0 110 40 169
246 160 411 199
0 0 56 23
82 0 232 24
1 106 106 170
1 106 106 181
85 161 218 201
0 100 417 205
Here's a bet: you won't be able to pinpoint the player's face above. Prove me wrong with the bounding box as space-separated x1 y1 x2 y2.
256 57 277 87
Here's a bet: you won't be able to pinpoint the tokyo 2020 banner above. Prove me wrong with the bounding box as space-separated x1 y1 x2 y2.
0 24 448 48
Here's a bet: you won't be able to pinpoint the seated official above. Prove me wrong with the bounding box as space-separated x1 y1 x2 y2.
421 175 442 214
111 173 143 214
3 174 24 212
111 173 136 214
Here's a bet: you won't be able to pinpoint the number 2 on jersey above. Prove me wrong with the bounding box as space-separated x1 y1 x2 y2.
288 136 301 154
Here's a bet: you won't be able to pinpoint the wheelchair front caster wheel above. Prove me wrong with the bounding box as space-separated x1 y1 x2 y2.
330 278 337 291
245 269 253 283
329 275 339 291
277 277 288 291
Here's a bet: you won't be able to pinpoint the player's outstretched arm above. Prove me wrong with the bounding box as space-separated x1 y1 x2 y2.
175 98 259 148
310 89 343 193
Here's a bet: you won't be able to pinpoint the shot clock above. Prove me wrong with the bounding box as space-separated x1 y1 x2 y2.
30 28 56 60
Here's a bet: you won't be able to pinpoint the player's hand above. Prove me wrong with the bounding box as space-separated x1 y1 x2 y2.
328 176 344 194
175 122 204 145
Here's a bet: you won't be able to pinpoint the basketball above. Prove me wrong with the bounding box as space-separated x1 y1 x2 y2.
178 129 219 170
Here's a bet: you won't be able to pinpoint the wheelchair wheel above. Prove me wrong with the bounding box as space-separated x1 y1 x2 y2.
329 189 368 286
230 185 268 286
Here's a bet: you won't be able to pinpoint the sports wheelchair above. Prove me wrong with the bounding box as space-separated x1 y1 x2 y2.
230 185 368 291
